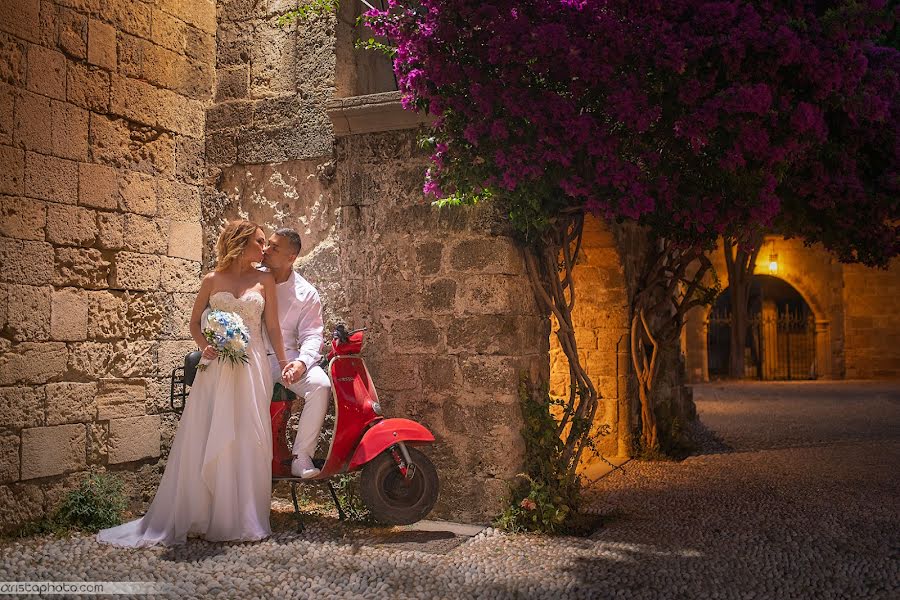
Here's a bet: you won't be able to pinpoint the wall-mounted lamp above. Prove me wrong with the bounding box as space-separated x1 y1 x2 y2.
768 240 778 274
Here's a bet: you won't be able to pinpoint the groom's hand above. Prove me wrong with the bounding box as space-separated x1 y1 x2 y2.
283 360 307 385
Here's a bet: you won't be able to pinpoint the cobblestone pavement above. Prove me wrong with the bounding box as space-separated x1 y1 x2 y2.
2 381 898 599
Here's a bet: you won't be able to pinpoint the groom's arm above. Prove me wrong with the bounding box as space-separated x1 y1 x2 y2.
295 289 325 372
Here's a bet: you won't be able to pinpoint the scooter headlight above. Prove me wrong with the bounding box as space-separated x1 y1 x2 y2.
371 401 382 415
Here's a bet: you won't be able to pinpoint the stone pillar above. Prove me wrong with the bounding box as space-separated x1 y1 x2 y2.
815 320 833 379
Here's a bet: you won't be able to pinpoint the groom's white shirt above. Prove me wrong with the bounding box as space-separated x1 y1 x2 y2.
266 270 325 373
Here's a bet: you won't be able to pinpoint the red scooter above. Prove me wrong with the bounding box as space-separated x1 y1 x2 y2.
170 325 440 528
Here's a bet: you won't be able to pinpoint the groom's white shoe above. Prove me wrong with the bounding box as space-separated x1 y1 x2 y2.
291 454 320 479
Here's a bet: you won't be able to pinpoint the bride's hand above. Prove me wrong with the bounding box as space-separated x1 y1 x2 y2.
201 345 218 360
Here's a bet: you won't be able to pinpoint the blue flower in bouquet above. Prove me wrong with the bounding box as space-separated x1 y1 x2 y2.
197 310 251 370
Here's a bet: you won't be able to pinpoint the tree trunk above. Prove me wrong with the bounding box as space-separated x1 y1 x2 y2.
723 237 761 379
522 213 598 477
628 235 716 454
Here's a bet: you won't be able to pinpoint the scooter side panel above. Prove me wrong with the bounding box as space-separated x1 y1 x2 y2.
347 418 435 471
314 356 381 478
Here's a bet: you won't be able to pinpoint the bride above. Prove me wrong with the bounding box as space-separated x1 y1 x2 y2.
97 220 294 547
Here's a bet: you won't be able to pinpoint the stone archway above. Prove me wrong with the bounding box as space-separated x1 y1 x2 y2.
682 238 834 382
548 216 631 461
706 275 823 380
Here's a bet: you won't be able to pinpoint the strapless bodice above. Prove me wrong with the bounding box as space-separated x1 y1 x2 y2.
208 290 265 345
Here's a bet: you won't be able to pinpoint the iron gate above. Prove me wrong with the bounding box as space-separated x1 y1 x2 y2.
707 309 816 380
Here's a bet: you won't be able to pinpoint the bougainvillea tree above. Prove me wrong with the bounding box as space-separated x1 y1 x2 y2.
363 0 898 514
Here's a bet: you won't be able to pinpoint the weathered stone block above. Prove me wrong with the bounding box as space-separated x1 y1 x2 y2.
118 169 157 215
0 195 45 240
123 214 167 254
78 161 117 209
108 415 160 464
87 290 128 339
24 151 77 204
66 61 109 112
460 355 519 393
206 101 253 132
184 26 214 64
215 64 249 102
112 251 160 291
216 20 253 67
0 432 19 483
449 238 523 275
0 145 24 195
21 423 86 479
205 131 237 166
96 378 146 420
54 247 110 289
167 220 202 262
160 256 200 292
150 7 185 53
110 74 160 127
0 32 27 86
0 0 40 43
37 0 57 48
164 292 194 340
51 99 89 161
89 114 175 175
157 0 215 35
389 319 442 354
157 340 197 377
105 0 151 38
13 89 52 153
51 287 88 341
66 340 112 378
57 7 87 59
26 44 66 100
46 203 97 246
447 315 544 356
127 291 165 339
87 422 107 464
175 136 204 184
0 283 6 330
420 356 460 392
110 340 157 378
6 284 50 342
157 178 201 220
0 341 66 385
0 82 15 144
0 483 43 534
0 385 44 428
87 18 115 70
45 381 97 425
0 239 53 285
424 279 456 313
415 241 443 276
92 214 122 251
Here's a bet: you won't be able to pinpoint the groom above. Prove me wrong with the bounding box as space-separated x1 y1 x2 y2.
261 228 331 479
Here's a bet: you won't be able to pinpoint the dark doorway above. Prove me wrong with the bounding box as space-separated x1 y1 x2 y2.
707 276 816 380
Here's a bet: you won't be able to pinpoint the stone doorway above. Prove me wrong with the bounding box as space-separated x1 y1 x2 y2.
707 275 818 380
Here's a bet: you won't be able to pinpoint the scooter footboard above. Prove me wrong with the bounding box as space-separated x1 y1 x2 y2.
348 418 435 471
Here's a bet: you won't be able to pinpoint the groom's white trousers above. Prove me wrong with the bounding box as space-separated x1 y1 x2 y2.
275 365 331 460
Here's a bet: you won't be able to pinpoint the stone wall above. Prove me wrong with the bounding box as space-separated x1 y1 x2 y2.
548 217 631 460
841 258 900 379
0 0 214 532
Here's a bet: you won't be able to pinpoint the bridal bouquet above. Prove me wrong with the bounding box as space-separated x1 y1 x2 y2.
197 310 250 370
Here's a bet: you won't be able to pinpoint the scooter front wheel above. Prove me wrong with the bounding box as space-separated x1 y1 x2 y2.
359 446 439 525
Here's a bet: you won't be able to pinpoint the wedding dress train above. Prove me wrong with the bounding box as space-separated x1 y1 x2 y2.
97 291 273 548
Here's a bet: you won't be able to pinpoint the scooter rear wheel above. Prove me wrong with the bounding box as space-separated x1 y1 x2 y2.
359 446 439 525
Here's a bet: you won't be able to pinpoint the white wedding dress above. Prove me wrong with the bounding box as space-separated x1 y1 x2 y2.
97 291 274 548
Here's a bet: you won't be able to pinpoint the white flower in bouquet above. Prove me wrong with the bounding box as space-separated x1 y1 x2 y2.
197 310 251 370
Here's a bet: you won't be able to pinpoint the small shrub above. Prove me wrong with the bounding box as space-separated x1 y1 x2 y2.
13 472 126 538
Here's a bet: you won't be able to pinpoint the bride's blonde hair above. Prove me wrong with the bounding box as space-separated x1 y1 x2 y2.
215 220 261 272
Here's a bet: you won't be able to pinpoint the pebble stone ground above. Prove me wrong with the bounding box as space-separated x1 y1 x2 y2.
2 381 898 599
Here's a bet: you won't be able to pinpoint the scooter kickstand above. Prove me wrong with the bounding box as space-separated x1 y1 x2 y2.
327 481 348 521
290 482 305 533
